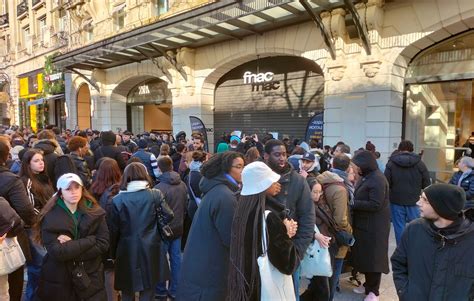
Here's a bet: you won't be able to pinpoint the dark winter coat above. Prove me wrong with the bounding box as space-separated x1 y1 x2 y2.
69 153 92 188
184 169 203 220
273 165 315 259
449 170 474 203
94 145 126 170
351 151 391 274
0 166 35 261
109 188 170 292
154 171 188 239
391 209 474 301
384 152 431 206
37 200 109 301
177 174 239 301
34 139 60 184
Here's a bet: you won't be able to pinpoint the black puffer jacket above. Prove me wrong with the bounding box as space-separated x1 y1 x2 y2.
94 145 126 170
351 151 390 274
154 171 188 239
34 139 60 184
391 209 474 301
384 152 431 206
69 153 92 188
449 170 474 205
37 200 109 301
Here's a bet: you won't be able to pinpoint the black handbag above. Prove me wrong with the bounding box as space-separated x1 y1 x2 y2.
71 261 93 299
151 189 175 240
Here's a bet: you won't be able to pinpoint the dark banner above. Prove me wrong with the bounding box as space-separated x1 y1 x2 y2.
305 112 324 144
189 116 209 152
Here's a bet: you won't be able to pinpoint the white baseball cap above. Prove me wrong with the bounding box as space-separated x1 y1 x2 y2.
240 162 281 196
57 173 83 190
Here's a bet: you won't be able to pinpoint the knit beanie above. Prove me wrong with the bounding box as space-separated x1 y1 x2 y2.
138 139 148 149
424 183 465 220
216 142 229 153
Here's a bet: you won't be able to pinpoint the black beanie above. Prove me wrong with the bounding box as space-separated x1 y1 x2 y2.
101 131 116 146
424 183 465 220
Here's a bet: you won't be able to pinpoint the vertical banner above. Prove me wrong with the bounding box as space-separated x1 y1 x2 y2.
189 116 209 152
305 112 324 144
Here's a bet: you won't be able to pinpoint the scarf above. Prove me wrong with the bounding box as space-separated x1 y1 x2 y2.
119 180 149 193
189 160 203 172
458 169 472 186
331 168 355 205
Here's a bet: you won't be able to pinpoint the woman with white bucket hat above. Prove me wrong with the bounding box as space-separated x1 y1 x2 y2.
227 161 299 301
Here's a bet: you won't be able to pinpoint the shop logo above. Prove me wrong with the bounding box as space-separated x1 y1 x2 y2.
138 85 150 95
243 71 280 92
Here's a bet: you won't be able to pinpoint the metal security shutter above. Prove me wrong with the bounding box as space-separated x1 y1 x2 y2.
214 56 324 142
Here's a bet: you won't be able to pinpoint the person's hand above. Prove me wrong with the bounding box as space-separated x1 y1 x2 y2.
283 219 298 238
58 235 72 244
0 233 6 244
299 169 308 178
253 134 259 142
314 232 331 248
241 136 247 143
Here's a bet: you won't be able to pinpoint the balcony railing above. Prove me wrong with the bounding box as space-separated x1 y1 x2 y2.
0 13 8 28
17 1 28 18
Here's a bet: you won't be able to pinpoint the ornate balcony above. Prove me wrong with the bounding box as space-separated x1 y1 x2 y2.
17 1 28 18
0 13 8 28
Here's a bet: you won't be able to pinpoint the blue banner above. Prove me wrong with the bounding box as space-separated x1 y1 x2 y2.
305 112 324 144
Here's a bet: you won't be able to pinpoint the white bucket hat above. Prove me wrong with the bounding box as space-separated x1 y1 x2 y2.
57 173 83 191
240 162 281 196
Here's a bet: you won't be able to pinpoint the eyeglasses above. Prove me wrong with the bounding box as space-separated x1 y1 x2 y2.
231 165 244 170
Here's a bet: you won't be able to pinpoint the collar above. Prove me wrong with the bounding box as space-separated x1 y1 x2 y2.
224 173 239 187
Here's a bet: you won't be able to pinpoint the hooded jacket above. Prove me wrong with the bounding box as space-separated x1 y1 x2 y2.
34 139 60 184
449 170 474 203
316 171 352 259
351 151 390 274
385 152 431 206
154 171 188 238
177 174 239 301
391 209 474 301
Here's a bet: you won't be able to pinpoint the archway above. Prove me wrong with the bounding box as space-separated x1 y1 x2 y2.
213 55 324 143
77 84 91 129
404 30 474 182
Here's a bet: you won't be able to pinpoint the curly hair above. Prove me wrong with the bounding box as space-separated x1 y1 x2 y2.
201 151 244 179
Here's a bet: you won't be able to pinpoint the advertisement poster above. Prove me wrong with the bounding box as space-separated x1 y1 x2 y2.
305 112 324 144
189 116 209 152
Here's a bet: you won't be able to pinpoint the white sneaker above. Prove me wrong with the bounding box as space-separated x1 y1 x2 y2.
364 292 379 301
353 285 365 294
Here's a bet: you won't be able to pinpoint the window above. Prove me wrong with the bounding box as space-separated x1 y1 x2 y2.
58 9 67 32
113 3 126 31
37 15 47 43
155 0 169 15
22 26 30 48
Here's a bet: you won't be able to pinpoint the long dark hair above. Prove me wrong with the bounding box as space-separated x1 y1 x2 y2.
201 151 244 179
34 186 101 244
19 149 54 207
120 162 153 191
227 192 266 301
90 158 122 197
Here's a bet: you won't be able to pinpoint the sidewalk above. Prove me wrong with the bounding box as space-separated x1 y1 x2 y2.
301 225 398 301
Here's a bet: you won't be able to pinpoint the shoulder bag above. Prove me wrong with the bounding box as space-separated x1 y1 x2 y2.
151 189 174 240
0 237 25 276
300 225 333 279
258 210 296 301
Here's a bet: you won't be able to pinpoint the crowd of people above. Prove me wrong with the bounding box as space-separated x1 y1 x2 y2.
0 125 471 301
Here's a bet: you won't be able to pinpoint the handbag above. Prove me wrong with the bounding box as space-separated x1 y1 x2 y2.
258 210 296 301
151 189 175 240
0 237 26 276
300 225 333 278
71 261 95 299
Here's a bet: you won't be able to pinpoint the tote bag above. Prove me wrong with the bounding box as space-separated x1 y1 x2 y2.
258 210 296 301
0 237 26 276
300 225 333 278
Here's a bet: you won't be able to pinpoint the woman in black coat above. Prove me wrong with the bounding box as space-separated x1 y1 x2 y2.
35 173 109 301
351 150 390 300
108 162 169 301
177 151 245 301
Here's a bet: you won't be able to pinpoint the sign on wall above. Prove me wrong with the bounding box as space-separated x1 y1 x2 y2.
242 71 280 92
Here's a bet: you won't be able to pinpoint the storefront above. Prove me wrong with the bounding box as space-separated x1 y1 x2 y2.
214 56 324 141
404 30 474 182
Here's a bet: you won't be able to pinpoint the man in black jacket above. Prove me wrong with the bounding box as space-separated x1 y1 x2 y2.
154 157 188 300
94 131 126 170
391 183 474 301
385 140 431 245
264 139 315 295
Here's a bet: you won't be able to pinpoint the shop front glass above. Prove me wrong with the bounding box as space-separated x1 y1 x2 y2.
405 30 474 182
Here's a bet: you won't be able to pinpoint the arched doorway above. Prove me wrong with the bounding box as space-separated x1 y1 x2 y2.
404 30 474 182
214 55 324 142
126 78 172 134
77 84 91 129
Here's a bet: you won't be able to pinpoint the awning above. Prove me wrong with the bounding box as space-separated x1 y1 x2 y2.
27 94 64 107
112 3 127 14
53 0 369 71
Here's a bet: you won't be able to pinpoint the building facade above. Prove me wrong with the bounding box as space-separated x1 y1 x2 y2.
2 0 474 180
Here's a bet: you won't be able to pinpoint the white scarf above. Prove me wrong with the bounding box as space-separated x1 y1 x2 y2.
119 180 149 193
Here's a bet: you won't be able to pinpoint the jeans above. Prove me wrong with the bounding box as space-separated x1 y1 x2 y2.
329 258 344 301
156 237 182 298
390 203 420 245
25 229 47 301
293 264 301 301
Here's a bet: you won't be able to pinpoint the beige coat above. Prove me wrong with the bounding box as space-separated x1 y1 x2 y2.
316 171 353 259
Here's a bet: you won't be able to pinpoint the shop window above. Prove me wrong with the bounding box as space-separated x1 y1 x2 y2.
405 30 474 182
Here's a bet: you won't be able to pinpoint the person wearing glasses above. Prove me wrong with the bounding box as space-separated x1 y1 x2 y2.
391 183 474 301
